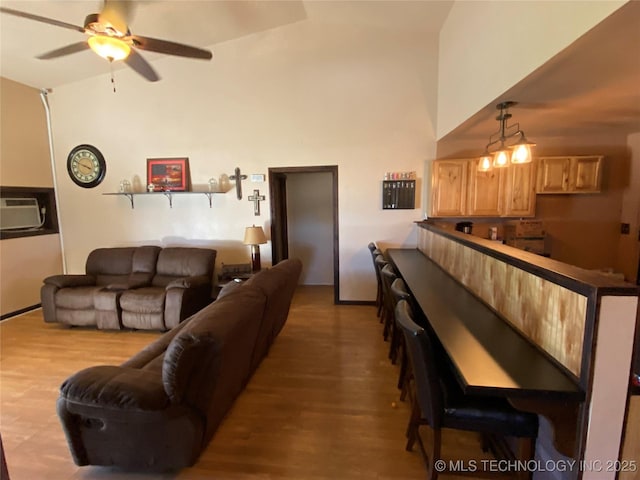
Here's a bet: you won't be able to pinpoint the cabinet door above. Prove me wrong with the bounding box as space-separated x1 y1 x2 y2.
467 159 504 216
572 156 602 193
537 157 571 193
503 161 537 217
430 159 467 217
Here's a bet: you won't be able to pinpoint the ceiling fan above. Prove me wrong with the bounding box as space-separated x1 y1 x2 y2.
0 1 212 82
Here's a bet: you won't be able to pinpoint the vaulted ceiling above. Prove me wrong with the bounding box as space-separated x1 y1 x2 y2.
1 0 638 146
0 0 452 88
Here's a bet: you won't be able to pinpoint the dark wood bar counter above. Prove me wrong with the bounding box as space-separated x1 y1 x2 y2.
387 248 584 400
390 222 639 477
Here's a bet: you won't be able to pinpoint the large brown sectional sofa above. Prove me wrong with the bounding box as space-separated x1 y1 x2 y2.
41 246 216 331
57 258 302 471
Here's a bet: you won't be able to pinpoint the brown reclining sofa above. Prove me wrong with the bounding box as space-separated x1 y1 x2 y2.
56 258 302 471
41 246 216 331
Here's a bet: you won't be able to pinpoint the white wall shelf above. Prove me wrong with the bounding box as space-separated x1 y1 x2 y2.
103 191 225 209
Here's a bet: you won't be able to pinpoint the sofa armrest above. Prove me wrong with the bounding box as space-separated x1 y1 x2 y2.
44 274 96 289
165 275 210 290
60 365 169 410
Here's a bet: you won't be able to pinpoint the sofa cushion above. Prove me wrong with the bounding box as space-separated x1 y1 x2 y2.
86 248 136 286
215 280 243 300
162 333 217 404
56 286 104 310
152 248 215 287
162 286 266 431
120 287 165 313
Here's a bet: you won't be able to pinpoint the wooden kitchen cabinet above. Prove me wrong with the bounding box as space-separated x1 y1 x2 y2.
537 155 603 194
503 161 537 217
430 158 536 217
467 159 504 216
430 159 467 217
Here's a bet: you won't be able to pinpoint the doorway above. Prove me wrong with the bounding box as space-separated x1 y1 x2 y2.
269 166 339 304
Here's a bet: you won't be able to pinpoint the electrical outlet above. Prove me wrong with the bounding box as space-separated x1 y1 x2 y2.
621 223 630 234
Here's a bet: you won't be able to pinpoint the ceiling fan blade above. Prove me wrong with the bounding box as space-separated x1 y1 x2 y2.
37 42 89 60
0 7 85 33
131 35 212 60
124 49 160 82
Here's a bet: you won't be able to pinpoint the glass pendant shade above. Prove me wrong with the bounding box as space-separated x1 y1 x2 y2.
493 149 510 168
88 35 131 61
478 155 493 172
510 141 535 164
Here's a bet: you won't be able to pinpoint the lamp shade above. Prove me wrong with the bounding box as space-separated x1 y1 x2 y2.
493 149 510 168
510 139 536 164
243 226 267 245
478 155 493 172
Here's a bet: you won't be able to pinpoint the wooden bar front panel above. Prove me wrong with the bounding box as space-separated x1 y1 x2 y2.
418 227 587 378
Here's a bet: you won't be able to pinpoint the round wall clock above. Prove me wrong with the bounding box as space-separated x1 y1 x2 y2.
67 144 106 188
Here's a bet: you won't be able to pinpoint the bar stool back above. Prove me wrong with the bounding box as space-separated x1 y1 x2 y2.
395 299 538 480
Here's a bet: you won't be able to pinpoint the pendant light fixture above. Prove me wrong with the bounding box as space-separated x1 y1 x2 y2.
477 101 535 172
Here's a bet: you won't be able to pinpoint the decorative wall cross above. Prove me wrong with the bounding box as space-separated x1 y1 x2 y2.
248 189 266 216
229 167 247 199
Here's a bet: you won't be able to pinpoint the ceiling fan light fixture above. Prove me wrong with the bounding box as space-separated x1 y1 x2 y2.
88 35 130 61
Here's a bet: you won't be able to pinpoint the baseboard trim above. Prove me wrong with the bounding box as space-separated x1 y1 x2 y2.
1 304 41 321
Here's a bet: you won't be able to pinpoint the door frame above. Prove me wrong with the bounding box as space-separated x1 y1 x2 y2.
268 166 339 304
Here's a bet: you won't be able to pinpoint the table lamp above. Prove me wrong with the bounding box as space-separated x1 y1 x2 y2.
243 225 267 272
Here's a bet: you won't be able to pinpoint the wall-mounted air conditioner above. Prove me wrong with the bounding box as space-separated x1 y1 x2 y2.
0 198 42 230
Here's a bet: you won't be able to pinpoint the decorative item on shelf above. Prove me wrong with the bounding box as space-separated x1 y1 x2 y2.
208 178 218 192
478 101 536 172
383 171 416 181
243 225 267 272
146 157 190 191
248 189 265 216
229 167 247 199
147 184 155 192
119 179 131 193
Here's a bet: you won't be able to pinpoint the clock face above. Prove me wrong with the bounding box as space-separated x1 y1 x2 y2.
67 144 106 188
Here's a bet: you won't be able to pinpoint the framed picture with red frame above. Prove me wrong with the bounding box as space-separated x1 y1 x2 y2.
146 157 191 191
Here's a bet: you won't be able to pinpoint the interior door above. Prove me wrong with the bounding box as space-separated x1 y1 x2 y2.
268 171 289 264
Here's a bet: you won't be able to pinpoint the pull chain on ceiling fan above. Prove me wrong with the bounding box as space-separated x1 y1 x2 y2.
0 0 213 83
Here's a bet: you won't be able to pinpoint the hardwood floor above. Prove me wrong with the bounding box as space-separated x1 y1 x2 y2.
1 286 491 480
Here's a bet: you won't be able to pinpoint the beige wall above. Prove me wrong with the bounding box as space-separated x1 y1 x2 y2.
437 1 627 139
0 77 52 187
0 236 63 314
46 20 439 301
0 77 63 316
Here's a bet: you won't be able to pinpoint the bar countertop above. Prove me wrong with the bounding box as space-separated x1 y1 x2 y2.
387 247 585 401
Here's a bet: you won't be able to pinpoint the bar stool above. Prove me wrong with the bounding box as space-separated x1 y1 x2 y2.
390 278 411 397
367 242 383 318
380 263 398 342
374 254 388 325
395 299 538 480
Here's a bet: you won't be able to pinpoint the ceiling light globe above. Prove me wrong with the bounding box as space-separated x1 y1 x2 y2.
493 150 510 168
511 143 533 164
478 155 493 172
88 35 131 61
